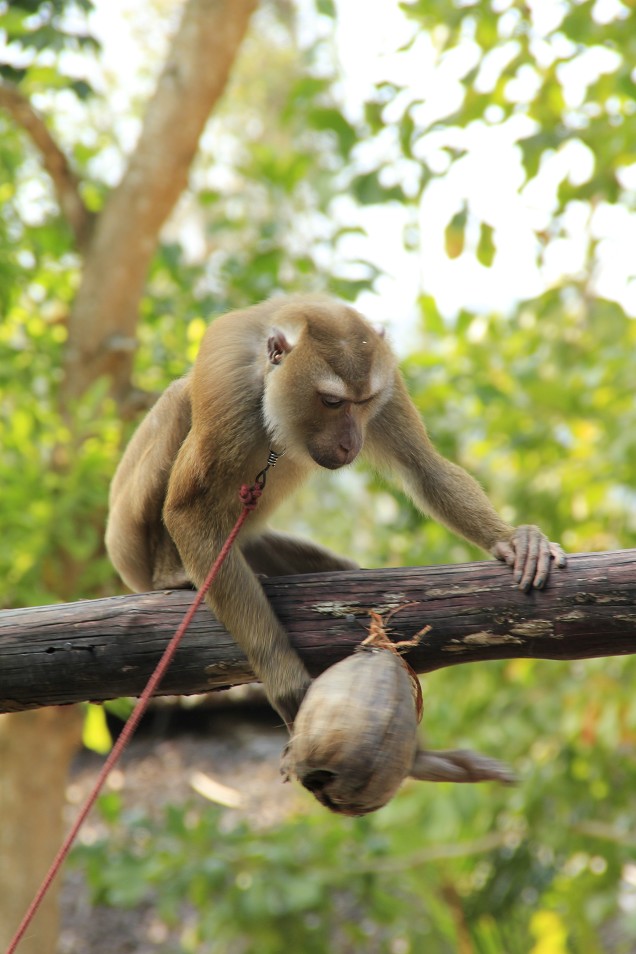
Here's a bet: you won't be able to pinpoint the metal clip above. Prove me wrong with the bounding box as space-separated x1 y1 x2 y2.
255 447 285 489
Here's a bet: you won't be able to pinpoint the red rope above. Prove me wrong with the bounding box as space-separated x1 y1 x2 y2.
6 482 262 954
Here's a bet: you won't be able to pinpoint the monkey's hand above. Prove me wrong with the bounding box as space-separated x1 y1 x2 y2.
265 659 313 734
491 524 566 592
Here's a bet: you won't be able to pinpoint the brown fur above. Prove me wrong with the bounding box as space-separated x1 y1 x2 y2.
106 295 565 727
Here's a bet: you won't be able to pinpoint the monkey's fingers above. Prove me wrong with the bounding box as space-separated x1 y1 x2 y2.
549 541 567 568
531 539 553 590
510 525 531 589
513 524 566 591
521 529 568 590
531 538 567 589
494 530 567 590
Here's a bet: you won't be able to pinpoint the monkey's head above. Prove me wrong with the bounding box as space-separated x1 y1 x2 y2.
262 300 395 470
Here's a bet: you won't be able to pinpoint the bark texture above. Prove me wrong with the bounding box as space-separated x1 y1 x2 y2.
1 550 634 712
0 707 82 954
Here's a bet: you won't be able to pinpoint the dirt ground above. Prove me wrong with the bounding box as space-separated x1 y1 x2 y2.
58 698 304 954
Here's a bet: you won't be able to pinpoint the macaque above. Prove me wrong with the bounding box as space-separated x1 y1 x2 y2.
106 296 566 727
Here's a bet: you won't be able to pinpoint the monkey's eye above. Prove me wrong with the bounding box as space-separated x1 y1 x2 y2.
320 394 345 409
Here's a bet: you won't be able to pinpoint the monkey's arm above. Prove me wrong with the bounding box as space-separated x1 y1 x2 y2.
163 445 312 728
208 545 312 727
366 376 566 590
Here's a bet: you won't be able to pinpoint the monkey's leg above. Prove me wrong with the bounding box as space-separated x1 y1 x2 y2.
410 749 515 784
241 531 358 577
106 376 193 593
151 527 193 590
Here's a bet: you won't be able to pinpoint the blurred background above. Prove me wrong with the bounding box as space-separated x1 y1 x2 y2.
1 0 635 951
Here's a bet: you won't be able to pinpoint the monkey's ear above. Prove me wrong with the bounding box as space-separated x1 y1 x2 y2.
375 324 386 339
267 328 294 365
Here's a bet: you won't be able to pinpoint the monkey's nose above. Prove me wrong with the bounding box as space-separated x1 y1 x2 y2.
338 444 356 465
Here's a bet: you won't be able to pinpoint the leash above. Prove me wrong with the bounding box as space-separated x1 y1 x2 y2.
6 451 282 954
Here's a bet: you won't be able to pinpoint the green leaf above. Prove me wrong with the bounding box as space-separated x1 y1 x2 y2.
444 205 467 258
417 294 445 335
351 170 406 205
309 107 357 156
0 9 31 38
70 79 94 100
476 221 496 267
316 0 336 16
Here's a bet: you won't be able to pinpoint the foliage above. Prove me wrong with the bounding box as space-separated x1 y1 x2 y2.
0 120 110 605
73 699 636 954
0 0 98 96
391 0 636 236
75 794 454 954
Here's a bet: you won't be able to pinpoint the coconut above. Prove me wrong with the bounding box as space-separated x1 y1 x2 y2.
282 645 420 815
282 619 515 815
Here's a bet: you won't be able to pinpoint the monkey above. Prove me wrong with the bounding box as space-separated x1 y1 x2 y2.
106 295 566 729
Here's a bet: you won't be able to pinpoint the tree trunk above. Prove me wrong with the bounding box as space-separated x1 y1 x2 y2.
0 708 82 954
1 550 634 711
64 0 258 400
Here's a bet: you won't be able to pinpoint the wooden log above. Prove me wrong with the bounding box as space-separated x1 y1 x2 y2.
0 550 634 713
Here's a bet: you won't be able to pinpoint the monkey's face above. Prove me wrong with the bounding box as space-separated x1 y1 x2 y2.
270 384 379 470
304 398 366 469
262 304 395 469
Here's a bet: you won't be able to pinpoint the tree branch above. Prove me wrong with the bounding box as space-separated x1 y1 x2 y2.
0 81 93 250
1 550 634 713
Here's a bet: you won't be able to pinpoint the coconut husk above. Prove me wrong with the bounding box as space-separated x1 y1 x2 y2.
282 612 515 815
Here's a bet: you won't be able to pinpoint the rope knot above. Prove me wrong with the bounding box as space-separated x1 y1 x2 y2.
239 483 262 510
